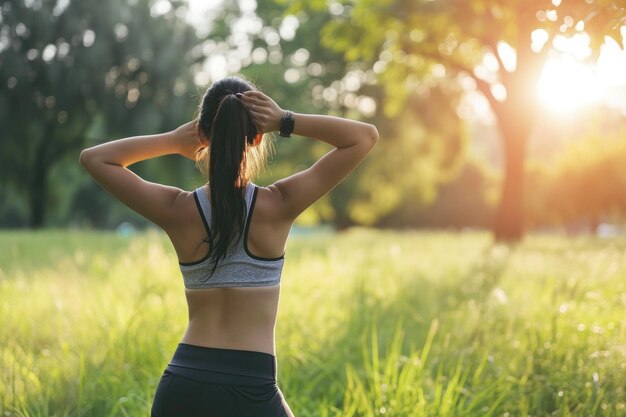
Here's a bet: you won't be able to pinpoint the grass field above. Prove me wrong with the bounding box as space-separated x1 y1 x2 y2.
1 228 624 417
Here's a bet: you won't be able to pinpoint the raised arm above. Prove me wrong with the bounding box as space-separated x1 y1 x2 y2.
78 121 206 230
238 91 379 221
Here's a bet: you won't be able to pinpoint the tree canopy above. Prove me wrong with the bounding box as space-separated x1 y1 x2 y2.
285 0 625 240
0 0 201 227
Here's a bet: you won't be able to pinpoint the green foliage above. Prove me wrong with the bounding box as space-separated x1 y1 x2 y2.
526 125 626 230
347 91 472 228
0 0 201 227
562 0 625 55
2 0 623 232
382 157 499 229
297 0 626 124
1 230 625 416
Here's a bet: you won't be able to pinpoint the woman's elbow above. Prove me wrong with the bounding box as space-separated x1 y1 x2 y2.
366 124 379 146
79 149 88 166
79 148 96 167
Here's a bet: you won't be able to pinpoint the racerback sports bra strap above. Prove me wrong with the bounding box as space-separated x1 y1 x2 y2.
179 181 286 289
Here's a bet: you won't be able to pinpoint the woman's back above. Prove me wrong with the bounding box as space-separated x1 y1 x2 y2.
169 182 293 355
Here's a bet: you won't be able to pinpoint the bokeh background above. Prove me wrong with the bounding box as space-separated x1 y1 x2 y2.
2 0 625 240
1 1 626 417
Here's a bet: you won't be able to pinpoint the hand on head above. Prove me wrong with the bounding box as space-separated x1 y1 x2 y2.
172 119 207 161
236 91 284 134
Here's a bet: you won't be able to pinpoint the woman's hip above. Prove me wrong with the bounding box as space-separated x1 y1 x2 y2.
151 343 288 417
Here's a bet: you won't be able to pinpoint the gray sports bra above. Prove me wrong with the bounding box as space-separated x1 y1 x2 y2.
179 181 285 289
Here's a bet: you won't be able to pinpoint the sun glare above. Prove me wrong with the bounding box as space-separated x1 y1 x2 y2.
537 56 600 113
536 30 626 114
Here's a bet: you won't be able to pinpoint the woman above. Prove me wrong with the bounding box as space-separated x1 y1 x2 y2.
79 75 378 417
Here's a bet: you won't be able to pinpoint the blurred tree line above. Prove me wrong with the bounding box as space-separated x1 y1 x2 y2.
288 0 625 241
526 110 626 233
0 0 201 228
0 0 624 237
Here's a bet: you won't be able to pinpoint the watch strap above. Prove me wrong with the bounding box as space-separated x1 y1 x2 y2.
279 110 295 138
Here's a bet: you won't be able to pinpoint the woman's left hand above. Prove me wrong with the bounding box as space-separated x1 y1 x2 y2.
171 120 208 161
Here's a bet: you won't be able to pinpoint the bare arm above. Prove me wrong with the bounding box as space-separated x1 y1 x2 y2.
78 121 206 230
239 91 379 220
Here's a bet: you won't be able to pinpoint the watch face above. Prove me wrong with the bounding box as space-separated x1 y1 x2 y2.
279 111 294 137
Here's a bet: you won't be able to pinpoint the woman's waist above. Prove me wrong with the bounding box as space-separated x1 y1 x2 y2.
182 322 276 356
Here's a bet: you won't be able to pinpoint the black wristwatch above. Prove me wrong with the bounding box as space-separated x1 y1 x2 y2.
279 110 295 138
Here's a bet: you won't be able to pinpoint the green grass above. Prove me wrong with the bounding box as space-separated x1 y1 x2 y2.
1 228 624 417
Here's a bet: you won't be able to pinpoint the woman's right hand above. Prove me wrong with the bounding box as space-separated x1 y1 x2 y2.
171 119 208 161
237 91 285 134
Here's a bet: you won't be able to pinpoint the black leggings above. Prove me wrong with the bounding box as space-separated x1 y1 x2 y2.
151 343 289 417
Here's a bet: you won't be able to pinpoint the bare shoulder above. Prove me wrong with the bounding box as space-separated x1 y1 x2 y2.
255 184 295 225
170 190 201 227
170 184 293 228
253 184 294 252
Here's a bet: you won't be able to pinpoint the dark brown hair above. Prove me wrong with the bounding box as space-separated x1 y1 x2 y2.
194 76 273 280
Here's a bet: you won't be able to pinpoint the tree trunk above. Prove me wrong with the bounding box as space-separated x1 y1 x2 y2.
492 73 537 242
28 165 48 229
488 5 548 243
28 140 51 229
493 129 527 242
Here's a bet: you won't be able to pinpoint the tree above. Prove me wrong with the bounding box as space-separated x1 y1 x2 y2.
286 0 625 241
0 0 201 227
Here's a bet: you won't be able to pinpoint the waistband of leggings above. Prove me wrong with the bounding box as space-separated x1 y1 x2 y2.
167 343 277 381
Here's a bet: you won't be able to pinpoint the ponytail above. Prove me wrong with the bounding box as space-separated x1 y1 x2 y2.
204 93 259 279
